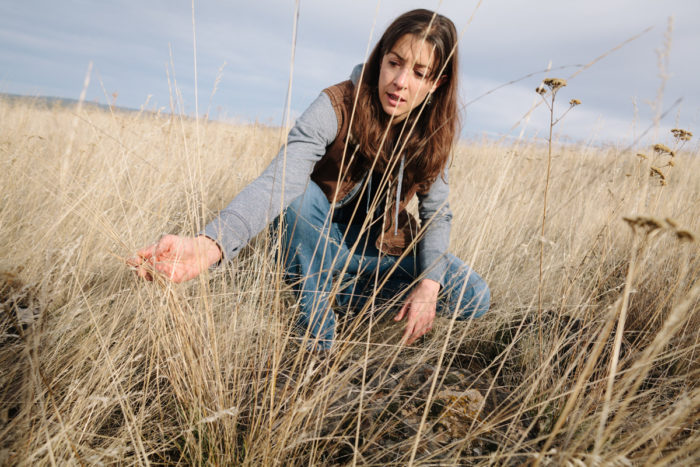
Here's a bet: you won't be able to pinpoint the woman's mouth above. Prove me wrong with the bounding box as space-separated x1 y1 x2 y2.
386 92 405 106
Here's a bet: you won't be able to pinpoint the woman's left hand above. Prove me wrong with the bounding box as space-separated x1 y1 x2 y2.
394 278 441 345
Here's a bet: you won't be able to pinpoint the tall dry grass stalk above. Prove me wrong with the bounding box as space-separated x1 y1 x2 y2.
0 94 698 465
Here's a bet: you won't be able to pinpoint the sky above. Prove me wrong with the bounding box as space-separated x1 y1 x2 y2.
1 0 699 146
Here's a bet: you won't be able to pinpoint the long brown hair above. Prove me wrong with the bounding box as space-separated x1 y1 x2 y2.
350 9 460 187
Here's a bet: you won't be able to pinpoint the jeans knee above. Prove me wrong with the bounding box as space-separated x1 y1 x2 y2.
450 279 489 320
468 279 490 318
442 255 490 319
283 182 330 240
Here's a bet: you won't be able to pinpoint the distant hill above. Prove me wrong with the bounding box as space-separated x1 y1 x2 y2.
0 92 142 115
0 93 244 125
1 93 282 129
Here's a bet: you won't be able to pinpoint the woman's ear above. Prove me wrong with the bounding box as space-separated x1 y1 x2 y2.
430 74 447 93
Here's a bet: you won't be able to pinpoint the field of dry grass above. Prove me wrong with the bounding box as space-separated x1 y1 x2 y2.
1 95 698 465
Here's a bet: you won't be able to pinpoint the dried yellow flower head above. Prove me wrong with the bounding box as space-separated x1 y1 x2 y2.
624 216 665 232
653 143 675 156
676 230 696 242
668 159 675 167
569 98 581 106
636 153 648 160
644 217 665 230
671 128 693 141
622 216 637 228
650 166 666 180
535 86 547 95
543 78 567 90
624 215 695 242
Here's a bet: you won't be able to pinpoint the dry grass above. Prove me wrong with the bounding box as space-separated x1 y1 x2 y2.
1 96 698 465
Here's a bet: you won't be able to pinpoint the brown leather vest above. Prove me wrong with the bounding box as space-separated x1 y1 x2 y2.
310 80 427 256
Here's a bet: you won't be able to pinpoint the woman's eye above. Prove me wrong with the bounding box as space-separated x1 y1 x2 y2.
414 71 426 78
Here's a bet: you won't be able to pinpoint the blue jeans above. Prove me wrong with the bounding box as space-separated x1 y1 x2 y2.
280 181 490 350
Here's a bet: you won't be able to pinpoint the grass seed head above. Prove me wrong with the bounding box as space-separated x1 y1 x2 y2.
636 153 648 160
569 98 581 106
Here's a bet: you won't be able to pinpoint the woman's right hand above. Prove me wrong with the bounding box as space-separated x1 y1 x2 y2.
128 235 223 283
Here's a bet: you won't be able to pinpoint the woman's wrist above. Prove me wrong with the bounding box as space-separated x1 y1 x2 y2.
196 235 223 267
419 278 441 293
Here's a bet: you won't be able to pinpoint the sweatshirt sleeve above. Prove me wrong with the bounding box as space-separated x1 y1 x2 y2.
201 92 337 262
416 167 452 286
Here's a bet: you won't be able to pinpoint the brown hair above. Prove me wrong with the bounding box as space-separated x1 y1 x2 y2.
350 9 460 187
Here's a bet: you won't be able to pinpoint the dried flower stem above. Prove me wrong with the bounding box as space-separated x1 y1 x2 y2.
536 95 555 360
536 79 566 361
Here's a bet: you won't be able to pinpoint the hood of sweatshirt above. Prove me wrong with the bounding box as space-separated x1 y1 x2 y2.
350 63 363 87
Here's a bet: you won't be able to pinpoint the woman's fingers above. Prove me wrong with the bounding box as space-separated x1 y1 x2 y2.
137 243 157 259
127 243 155 267
130 236 182 281
404 319 428 345
397 301 427 344
399 302 419 344
399 300 436 345
153 238 189 282
127 243 158 280
401 307 420 344
405 324 430 345
131 235 215 283
155 236 191 266
155 260 184 283
394 303 408 322
155 234 180 259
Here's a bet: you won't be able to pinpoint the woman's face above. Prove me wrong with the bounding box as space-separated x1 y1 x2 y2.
377 33 443 122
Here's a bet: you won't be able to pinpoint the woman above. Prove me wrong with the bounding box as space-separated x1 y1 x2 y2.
131 9 490 351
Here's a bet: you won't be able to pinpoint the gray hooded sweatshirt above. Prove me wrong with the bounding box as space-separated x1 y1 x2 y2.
202 65 453 284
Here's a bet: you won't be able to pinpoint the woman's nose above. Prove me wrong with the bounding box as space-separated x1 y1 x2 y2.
393 68 408 89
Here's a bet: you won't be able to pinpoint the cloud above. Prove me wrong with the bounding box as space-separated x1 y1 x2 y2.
462 73 687 146
1 0 698 145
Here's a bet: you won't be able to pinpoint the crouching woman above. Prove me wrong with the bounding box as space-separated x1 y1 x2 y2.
130 9 490 351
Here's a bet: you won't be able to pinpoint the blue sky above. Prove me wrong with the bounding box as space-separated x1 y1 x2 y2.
1 0 698 146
